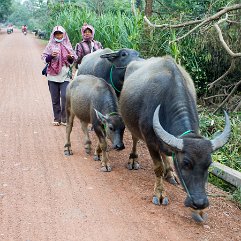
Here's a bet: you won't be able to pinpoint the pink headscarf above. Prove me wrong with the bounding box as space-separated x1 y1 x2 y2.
81 23 95 41
42 26 77 76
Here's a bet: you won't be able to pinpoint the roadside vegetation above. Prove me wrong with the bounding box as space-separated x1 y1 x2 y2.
2 0 240 206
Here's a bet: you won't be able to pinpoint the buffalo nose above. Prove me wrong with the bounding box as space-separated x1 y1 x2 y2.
114 143 125 151
192 197 209 210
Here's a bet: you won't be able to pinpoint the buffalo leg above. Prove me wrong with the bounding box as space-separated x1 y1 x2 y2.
93 143 102 161
64 112 75 156
161 153 179 185
96 137 111 172
148 146 168 205
127 135 140 170
80 121 92 154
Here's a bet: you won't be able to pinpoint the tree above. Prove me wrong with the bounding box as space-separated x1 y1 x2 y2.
144 3 241 112
0 0 12 22
145 0 153 17
7 0 48 29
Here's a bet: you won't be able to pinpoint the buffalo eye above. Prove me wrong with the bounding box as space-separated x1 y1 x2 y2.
182 159 192 170
108 124 114 131
121 51 127 57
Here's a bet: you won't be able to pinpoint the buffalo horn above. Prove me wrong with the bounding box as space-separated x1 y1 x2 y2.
100 52 119 59
210 111 231 152
153 105 184 151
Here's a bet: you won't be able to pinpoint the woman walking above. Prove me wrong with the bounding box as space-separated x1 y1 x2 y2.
75 23 103 70
42 26 77 126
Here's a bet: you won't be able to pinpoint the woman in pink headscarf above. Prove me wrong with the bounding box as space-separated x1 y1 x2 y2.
42 26 77 126
75 23 103 69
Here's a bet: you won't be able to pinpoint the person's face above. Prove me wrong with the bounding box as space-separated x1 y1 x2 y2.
54 31 64 40
84 28 92 38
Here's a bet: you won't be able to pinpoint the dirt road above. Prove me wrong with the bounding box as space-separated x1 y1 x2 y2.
0 29 240 241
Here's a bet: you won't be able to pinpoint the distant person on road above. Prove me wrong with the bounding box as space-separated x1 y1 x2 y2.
22 25 27 33
42 25 77 126
74 23 103 70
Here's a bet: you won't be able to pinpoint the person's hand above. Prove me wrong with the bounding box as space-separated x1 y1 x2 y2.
67 54 74 59
52 51 58 57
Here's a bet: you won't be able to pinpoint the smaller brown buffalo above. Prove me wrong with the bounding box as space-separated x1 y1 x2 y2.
64 75 125 172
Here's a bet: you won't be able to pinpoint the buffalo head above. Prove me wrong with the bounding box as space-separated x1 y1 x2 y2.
100 48 142 96
95 109 125 151
153 105 231 210
100 48 141 68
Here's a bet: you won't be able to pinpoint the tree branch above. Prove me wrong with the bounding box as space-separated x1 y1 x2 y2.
213 79 241 113
214 23 241 57
144 4 241 42
203 94 227 100
144 16 203 28
208 60 235 90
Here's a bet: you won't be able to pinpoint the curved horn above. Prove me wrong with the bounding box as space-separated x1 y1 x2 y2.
211 111 231 152
153 105 184 151
100 52 119 59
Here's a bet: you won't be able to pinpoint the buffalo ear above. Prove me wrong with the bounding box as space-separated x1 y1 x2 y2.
94 109 108 123
100 51 119 61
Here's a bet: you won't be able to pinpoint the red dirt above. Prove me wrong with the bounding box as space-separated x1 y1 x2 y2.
0 28 240 241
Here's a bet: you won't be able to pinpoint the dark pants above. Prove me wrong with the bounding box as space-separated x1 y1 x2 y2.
48 81 69 123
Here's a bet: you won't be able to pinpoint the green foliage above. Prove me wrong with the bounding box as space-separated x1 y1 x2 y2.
199 108 241 172
153 0 230 20
45 3 143 50
208 173 235 192
142 0 241 100
7 0 48 29
77 0 131 15
232 188 241 209
0 0 12 22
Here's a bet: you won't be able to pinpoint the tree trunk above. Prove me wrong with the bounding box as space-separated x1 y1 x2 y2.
145 0 153 17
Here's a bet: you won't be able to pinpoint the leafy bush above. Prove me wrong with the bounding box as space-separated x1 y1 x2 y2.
45 4 143 51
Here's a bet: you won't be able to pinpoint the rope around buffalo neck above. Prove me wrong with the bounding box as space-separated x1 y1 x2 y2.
172 130 193 199
109 65 126 93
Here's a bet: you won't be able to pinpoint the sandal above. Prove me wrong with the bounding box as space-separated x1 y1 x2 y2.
53 121 60 126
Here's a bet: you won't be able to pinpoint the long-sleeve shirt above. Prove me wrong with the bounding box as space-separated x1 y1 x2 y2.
75 40 103 65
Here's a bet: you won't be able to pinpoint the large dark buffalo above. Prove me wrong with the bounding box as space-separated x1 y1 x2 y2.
77 48 142 97
119 56 231 221
64 75 125 172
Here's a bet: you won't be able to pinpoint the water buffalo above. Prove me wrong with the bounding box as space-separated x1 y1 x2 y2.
64 74 125 172
77 48 142 97
119 56 231 221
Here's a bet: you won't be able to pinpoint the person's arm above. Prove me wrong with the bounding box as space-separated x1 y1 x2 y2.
75 43 84 67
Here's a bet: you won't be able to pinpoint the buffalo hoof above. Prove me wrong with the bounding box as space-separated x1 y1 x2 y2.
127 161 140 170
127 163 133 170
162 197 169 205
101 165 112 172
152 196 169 206
152 196 160 205
191 210 208 223
133 161 140 170
64 149 73 156
93 155 101 161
